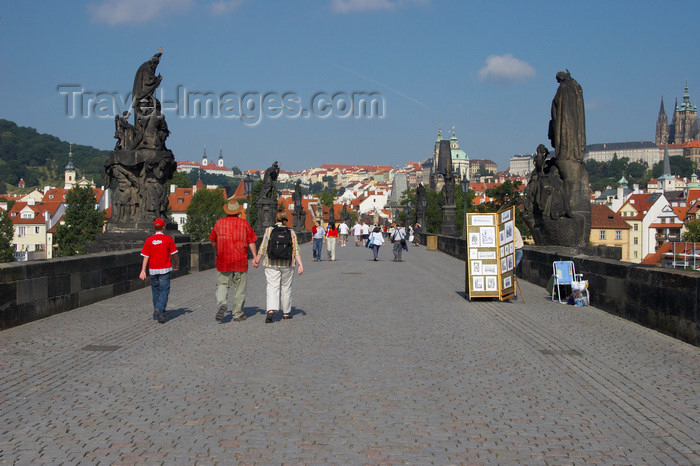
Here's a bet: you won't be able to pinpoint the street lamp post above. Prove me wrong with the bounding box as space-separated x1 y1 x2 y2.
406 201 412 229
243 175 253 212
460 175 469 239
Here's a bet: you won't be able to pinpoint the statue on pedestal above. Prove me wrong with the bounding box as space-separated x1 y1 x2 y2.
523 70 591 246
256 161 280 234
90 51 184 252
292 180 306 231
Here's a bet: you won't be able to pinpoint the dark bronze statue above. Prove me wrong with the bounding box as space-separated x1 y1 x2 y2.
293 180 303 214
103 51 176 228
260 161 279 199
441 170 455 206
524 71 591 246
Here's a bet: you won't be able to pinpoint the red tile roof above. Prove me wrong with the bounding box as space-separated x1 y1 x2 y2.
591 204 631 229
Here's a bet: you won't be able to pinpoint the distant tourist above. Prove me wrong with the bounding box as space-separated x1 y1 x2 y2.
361 221 370 246
369 226 385 261
209 200 258 323
326 222 338 261
139 218 178 324
253 210 303 323
312 220 325 261
352 220 362 246
338 220 349 247
390 222 407 262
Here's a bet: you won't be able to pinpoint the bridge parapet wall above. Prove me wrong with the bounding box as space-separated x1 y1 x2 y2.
424 233 699 346
0 233 312 331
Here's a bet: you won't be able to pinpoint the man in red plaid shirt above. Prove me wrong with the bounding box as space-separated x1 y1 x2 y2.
209 199 258 322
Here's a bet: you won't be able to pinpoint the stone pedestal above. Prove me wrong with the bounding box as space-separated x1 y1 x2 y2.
86 223 189 253
440 204 458 237
293 210 307 232
256 197 277 235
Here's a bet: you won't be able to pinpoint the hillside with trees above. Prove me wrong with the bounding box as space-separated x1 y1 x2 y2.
0 119 109 190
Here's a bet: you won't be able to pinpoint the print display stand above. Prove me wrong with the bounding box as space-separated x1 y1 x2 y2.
465 206 516 301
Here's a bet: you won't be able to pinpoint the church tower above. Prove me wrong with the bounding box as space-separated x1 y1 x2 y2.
218 146 224 168
655 97 669 145
201 146 208 166
430 127 442 190
672 82 698 144
64 145 76 189
668 82 698 144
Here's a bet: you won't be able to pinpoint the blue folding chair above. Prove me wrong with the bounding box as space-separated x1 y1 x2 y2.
552 261 588 304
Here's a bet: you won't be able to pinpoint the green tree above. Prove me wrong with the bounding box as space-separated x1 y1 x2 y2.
0 209 15 262
682 220 700 242
184 188 226 241
318 189 338 209
55 186 105 256
169 170 192 189
652 155 695 179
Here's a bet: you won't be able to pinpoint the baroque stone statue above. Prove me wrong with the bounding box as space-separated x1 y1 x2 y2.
523 71 591 246
103 51 176 229
259 161 279 199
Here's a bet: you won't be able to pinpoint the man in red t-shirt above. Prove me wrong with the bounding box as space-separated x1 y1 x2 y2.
209 199 258 322
140 218 179 323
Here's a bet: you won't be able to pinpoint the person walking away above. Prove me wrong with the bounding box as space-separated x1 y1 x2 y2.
311 220 325 261
338 220 349 247
352 221 362 246
369 226 385 261
361 221 370 246
209 199 258 322
139 218 178 323
391 223 406 262
326 222 338 261
253 210 303 323
413 222 422 246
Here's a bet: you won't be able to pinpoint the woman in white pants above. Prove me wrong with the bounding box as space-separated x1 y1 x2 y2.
252 211 303 323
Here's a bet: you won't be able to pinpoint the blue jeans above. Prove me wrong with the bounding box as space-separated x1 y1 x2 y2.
313 238 323 260
150 272 171 313
515 248 523 269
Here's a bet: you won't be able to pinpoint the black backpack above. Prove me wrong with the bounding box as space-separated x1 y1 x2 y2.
267 226 293 260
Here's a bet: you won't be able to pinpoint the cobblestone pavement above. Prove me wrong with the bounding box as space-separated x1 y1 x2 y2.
1 240 699 465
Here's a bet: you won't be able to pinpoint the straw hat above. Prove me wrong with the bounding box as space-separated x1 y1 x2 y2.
223 199 246 217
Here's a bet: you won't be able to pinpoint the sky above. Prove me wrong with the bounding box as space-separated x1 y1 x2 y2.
1 0 699 173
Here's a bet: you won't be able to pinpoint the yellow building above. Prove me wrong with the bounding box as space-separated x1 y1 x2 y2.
590 204 631 261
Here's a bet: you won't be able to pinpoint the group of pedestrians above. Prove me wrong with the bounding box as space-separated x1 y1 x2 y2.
312 219 353 261
139 199 303 325
138 205 421 325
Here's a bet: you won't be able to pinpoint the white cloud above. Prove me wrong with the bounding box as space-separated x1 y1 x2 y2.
477 54 536 83
331 0 426 14
88 0 193 25
209 0 245 16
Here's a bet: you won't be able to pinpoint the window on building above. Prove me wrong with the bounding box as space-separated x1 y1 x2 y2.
634 251 638 258
21 212 33 219
633 224 638 231
180 217 186 224
35 227 41 234
633 237 638 245
615 230 622 240
18 226 26 237
599 230 606 240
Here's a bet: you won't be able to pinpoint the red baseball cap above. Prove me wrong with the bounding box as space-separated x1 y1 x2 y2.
153 218 166 228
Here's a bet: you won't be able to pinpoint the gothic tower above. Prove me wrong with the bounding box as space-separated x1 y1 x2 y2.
672 81 698 144
655 97 669 145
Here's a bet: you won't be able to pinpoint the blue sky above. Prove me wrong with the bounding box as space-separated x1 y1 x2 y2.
1 0 698 172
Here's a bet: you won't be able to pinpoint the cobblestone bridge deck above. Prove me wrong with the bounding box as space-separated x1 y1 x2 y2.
1 242 698 464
